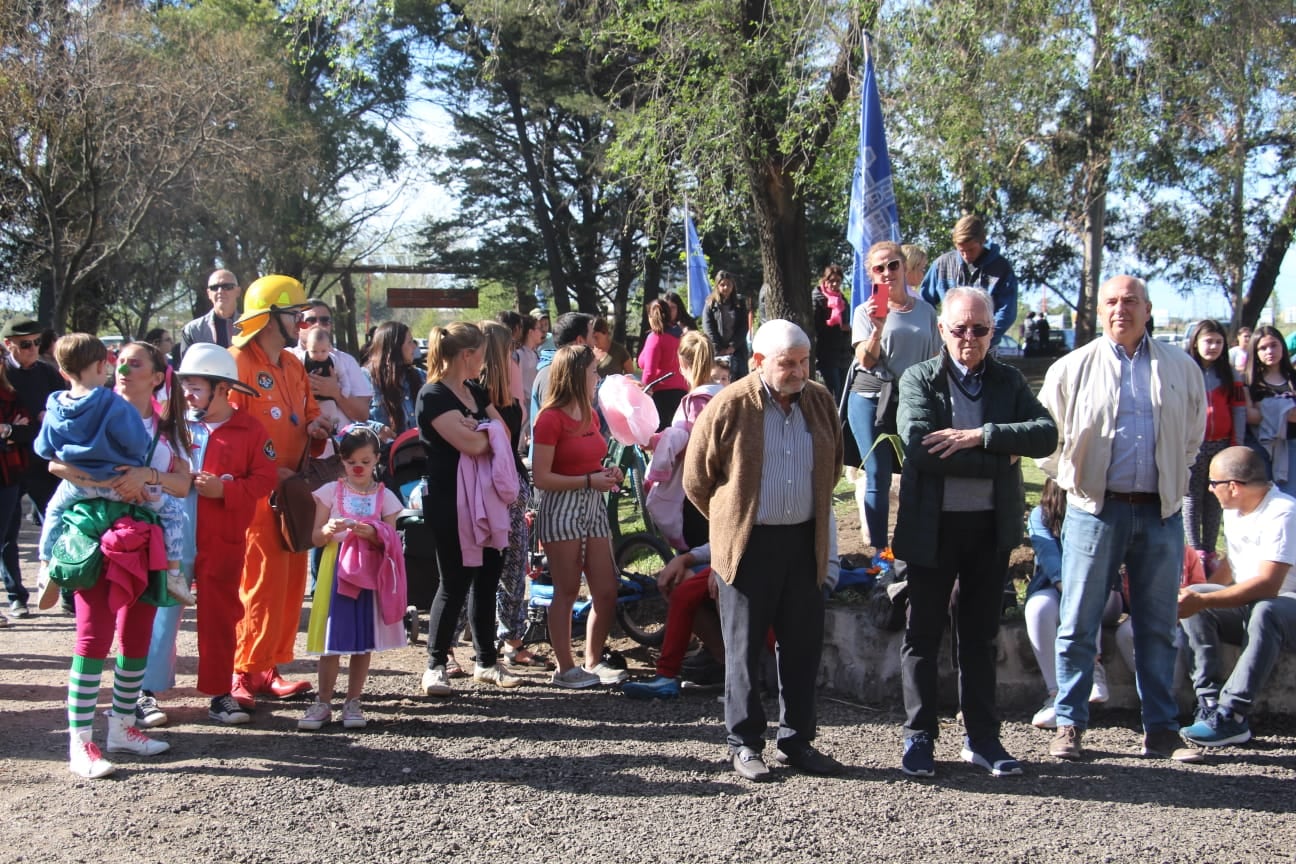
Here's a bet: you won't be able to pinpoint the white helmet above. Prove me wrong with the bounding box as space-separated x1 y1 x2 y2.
177 343 258 396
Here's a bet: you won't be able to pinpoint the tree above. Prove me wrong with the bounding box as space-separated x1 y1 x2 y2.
0 2 294 332
1130 0 1296 332
589 0 867 333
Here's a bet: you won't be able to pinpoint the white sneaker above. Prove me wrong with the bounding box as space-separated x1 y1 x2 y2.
421 666 452 697
1091 660 1110 704
35 564 60 611
1032 695 1058 729
551 667 601 689
584 662 629 686
473 663 522 688
298 701 333 731
340 698 367 729
69 732 115 779
106 713 170 756
166 572 196 606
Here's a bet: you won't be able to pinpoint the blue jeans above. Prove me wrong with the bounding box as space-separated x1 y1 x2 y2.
1280 440 1296 498
1056 501 1183 732
1180 595 1296 716
846 393 894 548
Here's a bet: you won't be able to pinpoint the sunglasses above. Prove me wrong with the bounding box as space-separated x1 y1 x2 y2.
11 339 39 349
948 324 992 339
870 259 903 275
301 315 331 326
208 282 238 292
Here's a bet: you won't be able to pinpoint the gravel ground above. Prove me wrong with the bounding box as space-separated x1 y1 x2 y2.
3 523 1296 864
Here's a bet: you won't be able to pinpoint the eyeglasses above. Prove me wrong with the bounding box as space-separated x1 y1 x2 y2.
11 339 38 350
870 259 903 275
1207 478 1241 488
301 315 331 326
208 282 238 292
947 324 992 339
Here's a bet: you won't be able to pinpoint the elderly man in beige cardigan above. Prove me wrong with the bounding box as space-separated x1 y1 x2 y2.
684 319 844 782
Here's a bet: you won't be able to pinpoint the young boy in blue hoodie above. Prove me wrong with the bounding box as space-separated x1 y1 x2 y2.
34 334 190 607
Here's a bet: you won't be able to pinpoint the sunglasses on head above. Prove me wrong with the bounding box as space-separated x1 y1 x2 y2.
870 259 903 275
948 324 992 339
301 315 331 326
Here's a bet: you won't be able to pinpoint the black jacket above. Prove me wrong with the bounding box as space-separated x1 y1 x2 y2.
892 351 1057 568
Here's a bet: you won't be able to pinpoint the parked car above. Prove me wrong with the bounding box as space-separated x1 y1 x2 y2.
995 334 1024 358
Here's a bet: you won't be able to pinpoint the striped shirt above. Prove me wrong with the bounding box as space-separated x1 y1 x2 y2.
755 381 815 525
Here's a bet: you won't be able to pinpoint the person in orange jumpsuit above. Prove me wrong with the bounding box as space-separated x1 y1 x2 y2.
227 275 333 708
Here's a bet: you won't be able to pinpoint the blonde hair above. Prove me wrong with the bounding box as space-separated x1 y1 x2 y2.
901 244 928 275
425 322 483 384
678 330 714 390
952 214 987 245
541 344 597 433
477 320 514 408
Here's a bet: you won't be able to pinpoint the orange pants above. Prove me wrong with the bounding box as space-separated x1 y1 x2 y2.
234 496 307 673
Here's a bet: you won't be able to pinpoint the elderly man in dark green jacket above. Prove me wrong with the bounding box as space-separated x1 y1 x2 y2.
893 286 1057 780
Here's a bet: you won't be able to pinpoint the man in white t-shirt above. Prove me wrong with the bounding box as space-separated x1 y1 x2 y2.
1177 445 1296 751
289 299 373 430
1227 327 1251 377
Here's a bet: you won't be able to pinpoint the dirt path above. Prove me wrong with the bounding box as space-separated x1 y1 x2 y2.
3 521 1295 864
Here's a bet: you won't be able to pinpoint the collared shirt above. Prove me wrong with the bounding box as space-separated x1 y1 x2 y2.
754 379 814 525
945 352 984 398
1105 334 1158 494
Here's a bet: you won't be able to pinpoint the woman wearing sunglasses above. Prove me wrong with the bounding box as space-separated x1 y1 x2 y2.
846 240 939 558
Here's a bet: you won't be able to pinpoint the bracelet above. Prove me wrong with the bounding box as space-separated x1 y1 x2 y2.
585 472 591 490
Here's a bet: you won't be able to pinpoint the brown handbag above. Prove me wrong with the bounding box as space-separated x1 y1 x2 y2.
269 450 344 553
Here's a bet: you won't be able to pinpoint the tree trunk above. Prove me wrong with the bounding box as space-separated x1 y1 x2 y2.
1242 182 1296 328
748 160 812 336
336 272 358 355
500 77 571 314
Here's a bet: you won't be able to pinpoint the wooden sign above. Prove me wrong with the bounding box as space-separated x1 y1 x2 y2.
386 288 478 309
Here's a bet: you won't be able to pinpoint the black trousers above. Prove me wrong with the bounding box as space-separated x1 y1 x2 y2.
425 501 502 669
717 521 824 752
901 510 1009 744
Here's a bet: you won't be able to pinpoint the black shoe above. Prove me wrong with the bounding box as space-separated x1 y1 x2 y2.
732 746 771 781
774 744 843 776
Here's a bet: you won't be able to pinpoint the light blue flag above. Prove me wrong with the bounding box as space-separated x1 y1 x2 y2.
846 50 900 316
684 209 710 317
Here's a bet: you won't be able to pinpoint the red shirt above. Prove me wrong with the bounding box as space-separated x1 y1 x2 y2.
533 408 606 475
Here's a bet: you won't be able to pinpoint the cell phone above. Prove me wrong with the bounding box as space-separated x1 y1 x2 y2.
871 283 886 308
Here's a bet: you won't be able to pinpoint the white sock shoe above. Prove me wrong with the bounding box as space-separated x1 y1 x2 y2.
106 712 170 756
69 730 115 779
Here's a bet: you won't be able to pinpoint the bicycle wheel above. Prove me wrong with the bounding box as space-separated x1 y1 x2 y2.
613 532 671 647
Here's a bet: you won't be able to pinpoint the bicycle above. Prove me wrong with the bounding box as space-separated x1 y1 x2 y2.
520 513 671 649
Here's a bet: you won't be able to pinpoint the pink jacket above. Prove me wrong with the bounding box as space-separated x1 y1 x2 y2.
100 517 167 613
337 519 408 625
457 420 519 566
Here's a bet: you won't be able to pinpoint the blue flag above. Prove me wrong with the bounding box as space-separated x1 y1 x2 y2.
684 209 710 317
846 50 900 316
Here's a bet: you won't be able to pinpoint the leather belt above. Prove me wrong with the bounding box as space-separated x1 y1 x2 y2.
1105 490 1159 505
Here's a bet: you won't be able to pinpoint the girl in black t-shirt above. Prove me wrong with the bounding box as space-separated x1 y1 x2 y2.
415 322 520 695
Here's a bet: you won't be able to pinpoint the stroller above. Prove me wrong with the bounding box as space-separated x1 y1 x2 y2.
385 428 441 644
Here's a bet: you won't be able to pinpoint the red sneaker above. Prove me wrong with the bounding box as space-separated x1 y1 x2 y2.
230 672 258 709
265 668 312 699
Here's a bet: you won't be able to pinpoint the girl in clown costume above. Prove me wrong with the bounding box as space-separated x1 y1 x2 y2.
299 425 406 730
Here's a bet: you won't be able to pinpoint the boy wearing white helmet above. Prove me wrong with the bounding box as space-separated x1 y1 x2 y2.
174 343 279 724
